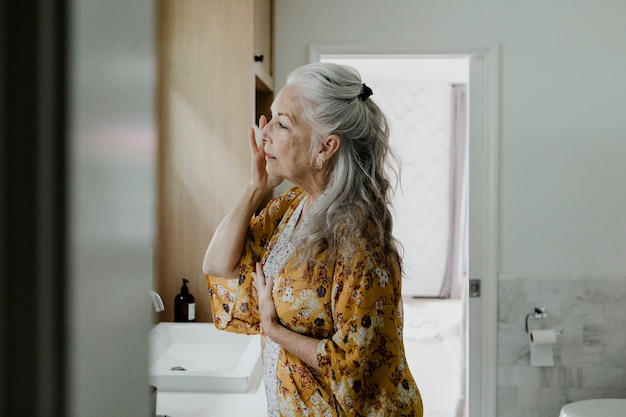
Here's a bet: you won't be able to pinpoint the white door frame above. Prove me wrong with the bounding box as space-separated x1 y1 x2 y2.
308 43 500 417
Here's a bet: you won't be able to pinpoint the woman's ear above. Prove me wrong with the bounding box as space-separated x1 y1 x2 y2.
319 134 340 160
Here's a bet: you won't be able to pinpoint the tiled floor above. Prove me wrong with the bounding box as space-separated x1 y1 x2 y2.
403 298 464 417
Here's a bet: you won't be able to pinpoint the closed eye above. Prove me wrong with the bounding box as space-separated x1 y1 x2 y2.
269 111 293 130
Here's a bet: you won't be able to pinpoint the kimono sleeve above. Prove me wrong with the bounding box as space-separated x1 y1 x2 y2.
206 187 304 334
316 237 409 414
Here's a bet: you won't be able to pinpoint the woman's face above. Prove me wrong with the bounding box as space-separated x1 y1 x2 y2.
261 84 317 187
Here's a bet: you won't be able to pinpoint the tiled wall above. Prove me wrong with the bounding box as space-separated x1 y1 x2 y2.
497 276 626 417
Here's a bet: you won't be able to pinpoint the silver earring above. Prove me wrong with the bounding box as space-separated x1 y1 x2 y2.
316 160 323 170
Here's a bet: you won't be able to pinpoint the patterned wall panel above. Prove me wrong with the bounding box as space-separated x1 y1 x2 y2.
373 81 453 295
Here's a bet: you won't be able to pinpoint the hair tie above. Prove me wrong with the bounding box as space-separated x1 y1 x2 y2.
358 83 373 101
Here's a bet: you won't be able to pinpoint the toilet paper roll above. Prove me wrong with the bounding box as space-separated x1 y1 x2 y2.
529 329 557 367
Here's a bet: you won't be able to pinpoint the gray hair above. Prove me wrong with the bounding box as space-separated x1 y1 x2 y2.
286 62 402 269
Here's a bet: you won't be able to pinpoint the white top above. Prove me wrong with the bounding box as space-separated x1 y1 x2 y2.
560 399 626 417
261 196 306 417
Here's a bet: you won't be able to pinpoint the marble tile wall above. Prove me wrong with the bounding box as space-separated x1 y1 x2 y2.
497 276 626 417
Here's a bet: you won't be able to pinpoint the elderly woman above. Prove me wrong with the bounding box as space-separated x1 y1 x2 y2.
203 62 423 417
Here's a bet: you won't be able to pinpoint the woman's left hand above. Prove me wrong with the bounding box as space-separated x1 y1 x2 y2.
251 262 323 372
252 262 281 336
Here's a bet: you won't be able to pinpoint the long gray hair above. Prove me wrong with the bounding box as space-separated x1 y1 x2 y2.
287 62 403 270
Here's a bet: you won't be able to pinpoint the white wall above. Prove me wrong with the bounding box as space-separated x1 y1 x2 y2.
276 2 626 414
274 0 626 278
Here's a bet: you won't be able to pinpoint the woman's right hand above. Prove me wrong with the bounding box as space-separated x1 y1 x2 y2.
203 116 282 278
249 115 283 193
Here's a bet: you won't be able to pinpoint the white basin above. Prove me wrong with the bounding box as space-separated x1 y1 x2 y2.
149 322 261 393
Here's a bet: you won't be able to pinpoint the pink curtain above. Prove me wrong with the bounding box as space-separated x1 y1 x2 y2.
439 85 468 299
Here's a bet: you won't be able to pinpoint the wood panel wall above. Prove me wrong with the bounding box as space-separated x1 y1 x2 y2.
156 0 257 322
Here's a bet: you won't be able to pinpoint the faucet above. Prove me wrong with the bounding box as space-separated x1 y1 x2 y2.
149 290 165 312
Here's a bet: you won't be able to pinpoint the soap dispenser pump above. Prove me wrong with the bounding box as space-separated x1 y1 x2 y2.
174 278 195 322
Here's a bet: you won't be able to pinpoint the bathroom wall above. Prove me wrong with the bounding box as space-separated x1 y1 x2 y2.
157 1 261 323
498 276 626 417
274 1 626 276
274 0 626 415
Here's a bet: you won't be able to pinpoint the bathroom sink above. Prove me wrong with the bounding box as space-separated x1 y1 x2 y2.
149 322 261 393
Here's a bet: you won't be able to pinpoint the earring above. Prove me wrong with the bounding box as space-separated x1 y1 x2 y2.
316 159 323 170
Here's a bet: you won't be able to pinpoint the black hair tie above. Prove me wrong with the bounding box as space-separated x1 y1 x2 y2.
358 83 373 101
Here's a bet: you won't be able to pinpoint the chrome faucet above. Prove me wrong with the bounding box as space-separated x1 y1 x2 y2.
149 290 165 312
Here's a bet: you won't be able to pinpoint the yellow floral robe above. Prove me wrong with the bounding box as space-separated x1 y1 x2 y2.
206 187 423 417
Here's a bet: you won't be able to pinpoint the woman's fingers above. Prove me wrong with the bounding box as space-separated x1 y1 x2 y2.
248 126 258 150
249 115 267 151
252 262 278 326
247 115 282 191
252 262 267 293
249 121 268 187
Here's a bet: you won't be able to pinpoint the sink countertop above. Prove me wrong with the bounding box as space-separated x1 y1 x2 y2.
156 381 267 417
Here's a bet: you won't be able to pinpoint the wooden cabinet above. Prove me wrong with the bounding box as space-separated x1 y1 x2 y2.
254 0 273 87
156 0 274 323
255 0 274 122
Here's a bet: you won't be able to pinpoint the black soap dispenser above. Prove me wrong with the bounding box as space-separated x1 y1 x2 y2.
174 278 195 322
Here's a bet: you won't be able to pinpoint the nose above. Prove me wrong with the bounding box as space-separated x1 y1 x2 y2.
259 123 270 143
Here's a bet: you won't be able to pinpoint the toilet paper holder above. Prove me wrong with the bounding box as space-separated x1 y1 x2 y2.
525 307 564 335
525 307 547 333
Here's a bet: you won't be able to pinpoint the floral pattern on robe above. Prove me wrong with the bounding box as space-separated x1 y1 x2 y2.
207 187 423 417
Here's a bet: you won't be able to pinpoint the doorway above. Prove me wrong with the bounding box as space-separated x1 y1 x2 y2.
312 45 500 417
320 55 468 417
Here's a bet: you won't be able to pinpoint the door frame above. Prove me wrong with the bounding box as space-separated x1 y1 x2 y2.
308 43 500 417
